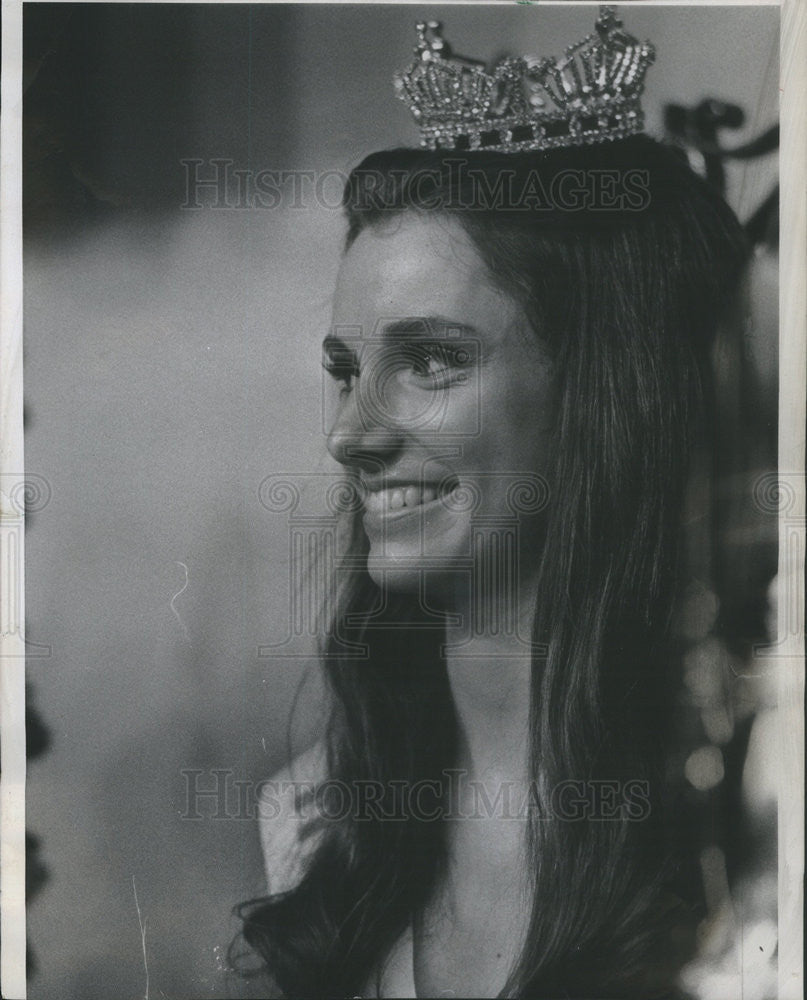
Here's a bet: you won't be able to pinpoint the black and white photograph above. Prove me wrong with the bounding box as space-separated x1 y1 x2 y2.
1 2 803 998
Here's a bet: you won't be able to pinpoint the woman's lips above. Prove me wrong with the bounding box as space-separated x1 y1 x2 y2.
363 484 437 513
360 479 459 522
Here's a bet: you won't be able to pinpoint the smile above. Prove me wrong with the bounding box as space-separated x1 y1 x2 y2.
361 478 459 517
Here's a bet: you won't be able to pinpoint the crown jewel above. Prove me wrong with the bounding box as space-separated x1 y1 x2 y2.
394 6 655 154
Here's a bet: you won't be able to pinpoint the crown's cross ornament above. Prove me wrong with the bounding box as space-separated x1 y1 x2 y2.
394 6 655 153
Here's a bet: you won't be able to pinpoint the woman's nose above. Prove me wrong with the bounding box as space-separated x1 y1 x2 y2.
325 377 402 470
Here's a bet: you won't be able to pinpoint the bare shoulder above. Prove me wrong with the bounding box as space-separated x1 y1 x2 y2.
257 742 328 895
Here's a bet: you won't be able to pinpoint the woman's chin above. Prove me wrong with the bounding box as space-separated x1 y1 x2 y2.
366 548 462 602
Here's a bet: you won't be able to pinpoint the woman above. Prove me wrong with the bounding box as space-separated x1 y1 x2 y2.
236 13 750 999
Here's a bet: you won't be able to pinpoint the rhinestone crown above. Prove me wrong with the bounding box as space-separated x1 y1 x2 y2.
394 6 655 154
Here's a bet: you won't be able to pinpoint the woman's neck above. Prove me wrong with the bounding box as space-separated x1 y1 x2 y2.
441 574 537 785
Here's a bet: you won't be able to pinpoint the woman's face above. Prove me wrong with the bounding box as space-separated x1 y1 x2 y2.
325 213 557 600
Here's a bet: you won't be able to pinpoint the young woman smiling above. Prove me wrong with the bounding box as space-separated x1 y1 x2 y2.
235 12 750 999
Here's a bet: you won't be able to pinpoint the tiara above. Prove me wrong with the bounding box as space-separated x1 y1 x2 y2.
394 6 655 154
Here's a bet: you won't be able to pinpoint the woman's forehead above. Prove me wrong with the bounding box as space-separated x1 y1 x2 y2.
332 214 516 333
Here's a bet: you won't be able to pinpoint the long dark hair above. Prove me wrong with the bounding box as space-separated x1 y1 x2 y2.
236 136 749 998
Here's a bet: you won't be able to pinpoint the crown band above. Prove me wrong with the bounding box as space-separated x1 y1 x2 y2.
394 6 655 154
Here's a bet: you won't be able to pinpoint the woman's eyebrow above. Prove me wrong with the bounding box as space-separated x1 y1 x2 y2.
381 316 481 341
323 318 481 360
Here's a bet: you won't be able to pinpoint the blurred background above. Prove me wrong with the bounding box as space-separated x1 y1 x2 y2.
22 5 779 998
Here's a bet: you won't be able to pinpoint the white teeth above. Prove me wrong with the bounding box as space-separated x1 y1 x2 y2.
363 490 384 514
362 484 447 511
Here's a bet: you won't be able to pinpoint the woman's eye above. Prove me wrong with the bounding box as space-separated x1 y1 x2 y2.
407 343 473 383
321 337 474 395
